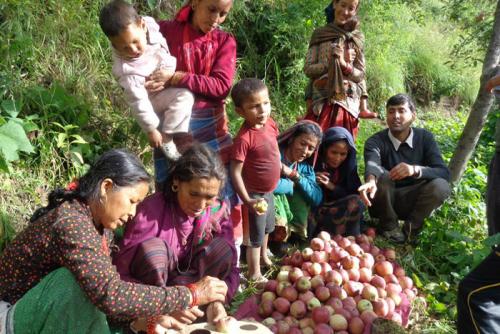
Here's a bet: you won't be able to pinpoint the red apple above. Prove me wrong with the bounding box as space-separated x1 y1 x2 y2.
299 290 315 303
318 231 331 242
290 300 307 319
365 227 376 238
309 263 322 276
359 267 373 283
276 281 291 297
372 298 389 317
326 296 343 311
277 271 289 282
355 234 369 244
314 323 333 334
312 306 330 324
348 316 365 334
346 243 363 257
290 250 304 267
258 300 274 317
302 248 314 261
384 248 396 261
361 285 378 301
289 267 304 283
261 291 277 303
384 273 398 284
330 314 348 331
370 275 386 289
265 279 278 292
360 310 378 325
310 275 325 289
315 286 331 302
359 253 375 269
370 246 381 256
338 237 351 249
324 270 343 286
281 286 298 302
399 276 414 289
348 268 360 281
327 284 347 299
310 238 325 251
307 297 321 310
374 261 393 277
394 266 406 278
296 276 312 292
357 299 373 313
273 297 290 314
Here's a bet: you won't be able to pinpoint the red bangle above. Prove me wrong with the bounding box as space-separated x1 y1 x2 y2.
146 315 161 334
186 283 199 307
289 170 299 181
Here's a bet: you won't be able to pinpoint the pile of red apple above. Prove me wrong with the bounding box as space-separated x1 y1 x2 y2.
257 230 417 334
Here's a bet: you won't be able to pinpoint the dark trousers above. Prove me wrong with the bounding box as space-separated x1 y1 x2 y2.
368 174 451 231
457 250 500 334
487 153 500 236
457 151 500 332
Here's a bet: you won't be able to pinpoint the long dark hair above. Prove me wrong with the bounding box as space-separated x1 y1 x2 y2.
163 144 226 197
31 149 151 222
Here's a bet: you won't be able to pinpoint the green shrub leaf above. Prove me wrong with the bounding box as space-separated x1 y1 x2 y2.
0 120 34 162
1 99 21 118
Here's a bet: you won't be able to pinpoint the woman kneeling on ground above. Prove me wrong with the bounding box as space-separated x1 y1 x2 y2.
311 126 365 237
0 149 226 333
272 121 323 246
113 144 239 329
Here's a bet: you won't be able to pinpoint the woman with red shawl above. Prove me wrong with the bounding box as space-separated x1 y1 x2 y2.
145 0 236 185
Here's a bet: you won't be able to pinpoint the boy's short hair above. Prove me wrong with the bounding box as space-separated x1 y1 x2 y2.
99 0 140 37
231 78 268 107
386 93 416 113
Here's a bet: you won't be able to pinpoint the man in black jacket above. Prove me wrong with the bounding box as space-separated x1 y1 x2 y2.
358 94 451 243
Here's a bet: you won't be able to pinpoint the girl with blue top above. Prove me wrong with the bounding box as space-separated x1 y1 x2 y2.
273 121 323 242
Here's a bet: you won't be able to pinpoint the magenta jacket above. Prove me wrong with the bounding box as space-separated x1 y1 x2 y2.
158 12 236 110
113 192 240 301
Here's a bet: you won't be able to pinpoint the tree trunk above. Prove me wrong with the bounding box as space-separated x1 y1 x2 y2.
448 0 500 183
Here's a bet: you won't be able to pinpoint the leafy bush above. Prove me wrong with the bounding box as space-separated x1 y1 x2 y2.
0 99 35 172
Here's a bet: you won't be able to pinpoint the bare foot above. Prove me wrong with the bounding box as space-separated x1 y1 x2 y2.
261 256 273 267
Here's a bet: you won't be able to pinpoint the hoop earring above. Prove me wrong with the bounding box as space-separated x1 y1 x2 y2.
172 184 179 192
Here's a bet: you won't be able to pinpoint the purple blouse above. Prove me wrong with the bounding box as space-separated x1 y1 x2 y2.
113 192 240 301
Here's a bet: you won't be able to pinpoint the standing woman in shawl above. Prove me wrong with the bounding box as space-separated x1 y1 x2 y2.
273 121 323 243
145 0 236 187
113 144 239 329
303 0 376 140
312 127 365 237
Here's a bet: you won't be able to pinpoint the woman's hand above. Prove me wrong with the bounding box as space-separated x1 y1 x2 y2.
332 43 347 68
155 315 186 332
281 163 294 178
207 301 227 325
193 276 228 305
145 69 174 92
316 172 335 191
131 315 186 333
170 306 204 325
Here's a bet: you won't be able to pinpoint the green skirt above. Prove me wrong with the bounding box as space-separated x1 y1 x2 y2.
7 268 123 334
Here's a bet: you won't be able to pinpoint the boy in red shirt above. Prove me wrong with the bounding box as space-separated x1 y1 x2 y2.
230 79 281 282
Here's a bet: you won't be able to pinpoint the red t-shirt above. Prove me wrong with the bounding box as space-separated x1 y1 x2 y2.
231 118 281 193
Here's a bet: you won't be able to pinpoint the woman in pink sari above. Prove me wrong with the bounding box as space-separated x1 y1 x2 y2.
113 144 239 330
